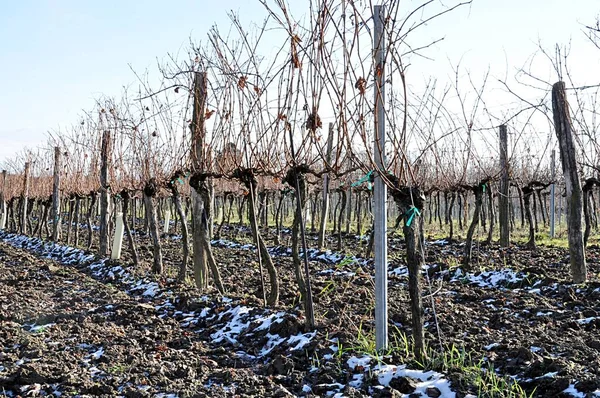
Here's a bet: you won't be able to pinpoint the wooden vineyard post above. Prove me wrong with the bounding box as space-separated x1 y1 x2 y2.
345 186 352 235
318 123 335 249
550 150 556 239
0 170 6 229
191 71 209 290
463 181 486 269
552 81 587 283
373 4 388 351
99 130 111 257
20 162 30 235
143 179 164 274
499 124 510 247
401 190 425 362
86 192 97 250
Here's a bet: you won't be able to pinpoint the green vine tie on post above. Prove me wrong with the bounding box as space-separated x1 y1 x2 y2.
482 183 486 193
352 170 374 190
405 206 421 227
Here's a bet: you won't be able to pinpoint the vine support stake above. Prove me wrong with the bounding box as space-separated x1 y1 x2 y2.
374 4 388 351
550 149 556 239
111 212 124 260
20 161 30 235
287 129 315 329
0 170 7 230
317 122 334 249
499 124 510 247
552 81 586 283
99 130 112 257
191 71 209 289
51 147 61 241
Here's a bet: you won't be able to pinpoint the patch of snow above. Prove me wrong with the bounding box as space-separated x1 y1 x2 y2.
577 317 597 324
260 333 286 356
254 312 285 331
452 268 524 288
389 266 408 277
89 366 103 378
347 355 372 370
91 347 104 360
536 311 553 317
372 363 455 398
288 331 317 351
141 282 160 297
431 239 449 246
484 343 500 350
318 383 344 396
210 306 251 344
27 323 56 333
563 384 585 397
349 373 365 388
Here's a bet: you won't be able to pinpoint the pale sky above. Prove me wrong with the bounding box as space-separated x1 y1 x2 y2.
1 0 599 164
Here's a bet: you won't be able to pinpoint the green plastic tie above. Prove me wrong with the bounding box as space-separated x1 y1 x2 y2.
482 183 486 193
352 170 374 190
177 177 184 185
405 206 421 227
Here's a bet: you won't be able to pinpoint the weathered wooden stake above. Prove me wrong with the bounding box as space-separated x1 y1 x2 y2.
499 125 510 246
191 71 209 290
318 123 335 249
0 170 6 229
550 150 556 238
552 81 587 283
20 162 30 235
144 179 163 274
99 131 111 256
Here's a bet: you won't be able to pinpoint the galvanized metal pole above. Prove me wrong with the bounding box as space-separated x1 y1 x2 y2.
550 149 556 238
373 5 388 351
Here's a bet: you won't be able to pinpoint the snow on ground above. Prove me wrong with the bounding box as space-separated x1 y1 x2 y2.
1 231 597 397
451 267 525 288
345 355 455 397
